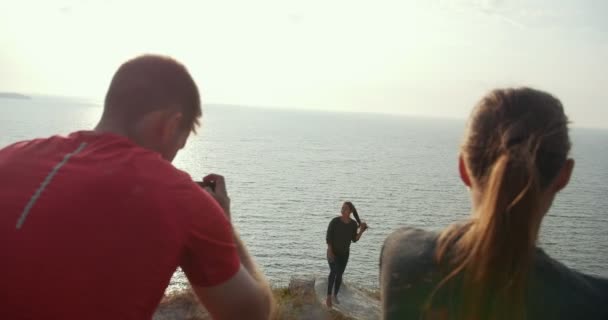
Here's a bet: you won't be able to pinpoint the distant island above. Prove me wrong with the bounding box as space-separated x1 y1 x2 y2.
0 92 31 100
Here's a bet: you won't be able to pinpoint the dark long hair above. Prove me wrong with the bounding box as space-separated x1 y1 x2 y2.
428 88 571 320
344 201 361 226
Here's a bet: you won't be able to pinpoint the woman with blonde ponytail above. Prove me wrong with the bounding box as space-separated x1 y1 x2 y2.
380 88 608 320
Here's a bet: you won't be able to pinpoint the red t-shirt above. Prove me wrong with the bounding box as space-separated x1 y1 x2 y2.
0 131 240 320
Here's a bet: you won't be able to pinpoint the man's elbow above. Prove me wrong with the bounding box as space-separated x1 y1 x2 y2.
247 284 274 320
262 287 275 319
259 285 275 319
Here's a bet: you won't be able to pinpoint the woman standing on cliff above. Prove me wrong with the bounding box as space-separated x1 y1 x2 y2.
326 201 368 308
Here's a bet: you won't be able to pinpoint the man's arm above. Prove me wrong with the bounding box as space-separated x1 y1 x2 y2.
231 230 266 283
190 174 274 320
192 266 271 320
192 236 273 320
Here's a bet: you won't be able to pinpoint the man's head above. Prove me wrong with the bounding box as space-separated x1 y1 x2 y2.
98 54 201 161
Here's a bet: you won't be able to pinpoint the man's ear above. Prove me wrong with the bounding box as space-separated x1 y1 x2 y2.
459 155 472 188
159 111 183 144
552 158 574 193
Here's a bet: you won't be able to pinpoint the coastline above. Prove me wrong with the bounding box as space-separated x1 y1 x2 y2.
0 92 31 100
154 277 380 320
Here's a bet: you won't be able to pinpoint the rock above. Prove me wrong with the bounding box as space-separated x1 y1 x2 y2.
152 276 380 320
289 276 316 297
153 289 209 320
314 277 381 320
287 275 381 320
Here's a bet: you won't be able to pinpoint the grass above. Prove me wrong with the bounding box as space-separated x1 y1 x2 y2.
271 287 355 320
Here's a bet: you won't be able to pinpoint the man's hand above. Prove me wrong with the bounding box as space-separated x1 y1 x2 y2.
202 174 231 220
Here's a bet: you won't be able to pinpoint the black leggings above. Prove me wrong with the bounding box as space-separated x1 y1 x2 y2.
327 252 349 296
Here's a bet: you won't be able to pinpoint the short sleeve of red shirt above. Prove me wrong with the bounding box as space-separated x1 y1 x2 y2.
176 184 240 287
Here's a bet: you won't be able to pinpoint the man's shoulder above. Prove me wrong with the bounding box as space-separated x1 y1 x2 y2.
131 152 190 183
126 156 201 209
73 132 192 188
0 135 61 156
35 132 197 198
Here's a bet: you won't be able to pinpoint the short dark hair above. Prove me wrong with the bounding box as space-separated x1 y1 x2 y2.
103 54 201 133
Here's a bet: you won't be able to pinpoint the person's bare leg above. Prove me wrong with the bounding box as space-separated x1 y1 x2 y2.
326 295 333 308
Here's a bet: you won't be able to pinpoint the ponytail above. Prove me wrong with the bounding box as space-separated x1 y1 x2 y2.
431 142 543 320
345 201 361 226
424 87 571 320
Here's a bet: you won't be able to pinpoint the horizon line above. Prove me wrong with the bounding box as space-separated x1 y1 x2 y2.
2 91 606 130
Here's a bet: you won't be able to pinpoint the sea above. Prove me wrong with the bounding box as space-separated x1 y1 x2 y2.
1 95 606 291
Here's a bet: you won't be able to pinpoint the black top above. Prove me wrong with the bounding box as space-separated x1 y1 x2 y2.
380 227 608 320
326 217 359 256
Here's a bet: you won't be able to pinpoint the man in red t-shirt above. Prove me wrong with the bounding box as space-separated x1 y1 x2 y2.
0 55 273 319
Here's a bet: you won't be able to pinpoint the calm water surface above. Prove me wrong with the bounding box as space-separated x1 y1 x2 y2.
1 96 606 290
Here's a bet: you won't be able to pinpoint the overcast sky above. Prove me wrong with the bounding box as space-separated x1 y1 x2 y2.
1 0 606 127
